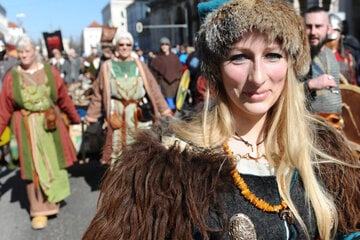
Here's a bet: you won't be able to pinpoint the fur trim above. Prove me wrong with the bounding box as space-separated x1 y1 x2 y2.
197 0 310 89
313 117 360 233
83 125 234 239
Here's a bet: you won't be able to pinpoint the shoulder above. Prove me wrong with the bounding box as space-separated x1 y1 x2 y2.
122 118 231 175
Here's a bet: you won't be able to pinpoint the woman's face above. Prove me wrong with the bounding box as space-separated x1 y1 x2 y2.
18 44 37 68
116 38 133 60
220 31 288 119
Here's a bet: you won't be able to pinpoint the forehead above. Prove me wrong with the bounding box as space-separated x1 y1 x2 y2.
18 44 35 51
305 11 329 25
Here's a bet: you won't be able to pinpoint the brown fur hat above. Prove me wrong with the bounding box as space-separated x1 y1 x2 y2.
196 0 310 92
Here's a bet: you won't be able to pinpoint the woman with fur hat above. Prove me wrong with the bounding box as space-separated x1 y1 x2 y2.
83 1 360 239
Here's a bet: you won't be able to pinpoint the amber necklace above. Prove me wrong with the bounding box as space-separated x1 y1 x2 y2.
223 141 294 224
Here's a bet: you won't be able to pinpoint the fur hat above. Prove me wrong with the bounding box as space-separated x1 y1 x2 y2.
196 0 311 88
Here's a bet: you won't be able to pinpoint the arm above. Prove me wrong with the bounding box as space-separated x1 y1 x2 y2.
85 62 107 123
305 74 337 91
51 66 81 124
142 63 172 116
0 71 15 135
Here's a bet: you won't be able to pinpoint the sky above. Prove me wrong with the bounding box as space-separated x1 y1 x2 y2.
2 0 109 41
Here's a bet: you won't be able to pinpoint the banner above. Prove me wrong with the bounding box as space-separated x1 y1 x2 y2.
101 26 117 46
43 30 64 58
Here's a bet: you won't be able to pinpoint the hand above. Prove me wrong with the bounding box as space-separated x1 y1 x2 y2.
162 109 174 117
308 74 337 90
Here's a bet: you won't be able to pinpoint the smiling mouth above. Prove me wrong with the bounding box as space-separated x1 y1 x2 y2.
243 90 269 101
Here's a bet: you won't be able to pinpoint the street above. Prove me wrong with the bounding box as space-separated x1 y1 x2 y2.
0 160 107 240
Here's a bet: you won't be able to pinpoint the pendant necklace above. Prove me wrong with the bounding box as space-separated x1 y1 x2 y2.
223 141 295 225
234 133 266 160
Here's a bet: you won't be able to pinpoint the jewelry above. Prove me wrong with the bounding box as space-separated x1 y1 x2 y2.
234 133 266 160
229 213 257 239
111 62 140 99
223 142 295 224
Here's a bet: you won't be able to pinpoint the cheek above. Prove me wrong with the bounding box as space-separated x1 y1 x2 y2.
264 59 288 83
221 65 247 89
269 64 287 83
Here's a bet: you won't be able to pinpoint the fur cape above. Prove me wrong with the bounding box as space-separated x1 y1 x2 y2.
83 118 360 239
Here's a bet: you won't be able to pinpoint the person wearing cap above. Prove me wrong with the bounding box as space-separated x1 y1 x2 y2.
326 13 357 85
83 1 360 239
303 6 344 129
150 36 183 111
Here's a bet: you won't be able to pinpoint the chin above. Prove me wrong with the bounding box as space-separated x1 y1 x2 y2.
243 104 272 116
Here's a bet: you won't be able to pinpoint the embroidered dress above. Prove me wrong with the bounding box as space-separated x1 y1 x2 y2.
109 60 147 159
19 70 70 203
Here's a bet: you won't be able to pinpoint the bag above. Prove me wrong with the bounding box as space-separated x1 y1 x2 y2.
108 111 123 129
137 96 153 122
44 107 57 131
79 120 106 157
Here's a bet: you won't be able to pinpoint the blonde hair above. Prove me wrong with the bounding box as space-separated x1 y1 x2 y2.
172 0 338 239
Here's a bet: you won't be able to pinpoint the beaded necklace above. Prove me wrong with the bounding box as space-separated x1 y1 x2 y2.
223 141 295 224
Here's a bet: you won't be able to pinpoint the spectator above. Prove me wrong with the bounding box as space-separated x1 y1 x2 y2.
50 48 71 84
303 6 343 129
326 13 357 85
150 37 183 111
68 48 82 83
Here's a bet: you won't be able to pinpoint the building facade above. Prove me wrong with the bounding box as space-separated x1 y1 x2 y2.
133 0 360 53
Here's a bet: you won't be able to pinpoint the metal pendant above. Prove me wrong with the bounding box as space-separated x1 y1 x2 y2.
279 208 295 225
229 213 257 240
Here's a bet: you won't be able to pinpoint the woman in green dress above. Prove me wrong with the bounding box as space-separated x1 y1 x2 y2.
85 31 172 165
0 35 81 229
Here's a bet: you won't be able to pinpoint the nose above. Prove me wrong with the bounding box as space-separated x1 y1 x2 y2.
308 25 316 35
249 59 265 86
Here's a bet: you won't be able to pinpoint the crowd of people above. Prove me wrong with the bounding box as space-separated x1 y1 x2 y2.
0 0 359 239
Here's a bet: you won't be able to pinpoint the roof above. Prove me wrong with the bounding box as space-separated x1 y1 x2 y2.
8 21 19 28
88 21 102 28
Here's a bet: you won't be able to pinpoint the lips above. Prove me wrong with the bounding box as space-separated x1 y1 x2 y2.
243 90 270 101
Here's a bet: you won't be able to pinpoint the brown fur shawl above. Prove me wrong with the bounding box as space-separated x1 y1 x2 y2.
83 122 234 240
82 119 360 239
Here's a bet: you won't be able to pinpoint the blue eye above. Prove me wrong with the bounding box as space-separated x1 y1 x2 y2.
266 53 283 61
228 54 247 63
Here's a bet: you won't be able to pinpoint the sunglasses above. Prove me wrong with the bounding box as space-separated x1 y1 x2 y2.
118 43 132 47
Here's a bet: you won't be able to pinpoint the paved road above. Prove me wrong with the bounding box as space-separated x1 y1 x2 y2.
0 160 107 240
